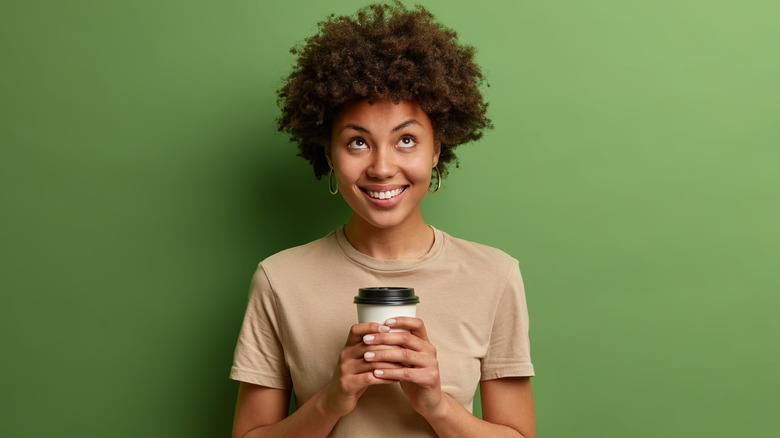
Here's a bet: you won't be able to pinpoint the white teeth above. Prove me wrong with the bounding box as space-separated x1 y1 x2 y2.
367 188 403 200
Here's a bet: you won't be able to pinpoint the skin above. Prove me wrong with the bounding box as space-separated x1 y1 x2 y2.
328 99 441 260
232 100 535 438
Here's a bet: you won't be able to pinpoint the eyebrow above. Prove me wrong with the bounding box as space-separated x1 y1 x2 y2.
339 119 422 135
392 120 421 133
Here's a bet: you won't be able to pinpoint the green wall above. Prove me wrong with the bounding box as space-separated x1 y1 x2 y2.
1 1 777 436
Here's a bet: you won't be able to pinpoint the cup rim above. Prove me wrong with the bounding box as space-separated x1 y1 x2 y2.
354 287 419 305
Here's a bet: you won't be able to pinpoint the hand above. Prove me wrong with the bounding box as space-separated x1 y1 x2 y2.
361 317 443 417
323 322 404 417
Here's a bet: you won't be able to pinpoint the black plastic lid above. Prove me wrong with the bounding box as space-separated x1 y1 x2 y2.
354 287 419 305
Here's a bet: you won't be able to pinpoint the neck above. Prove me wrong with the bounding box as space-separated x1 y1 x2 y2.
343 212 434 260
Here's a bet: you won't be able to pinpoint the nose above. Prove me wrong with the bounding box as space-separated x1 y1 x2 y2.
366 147 397 179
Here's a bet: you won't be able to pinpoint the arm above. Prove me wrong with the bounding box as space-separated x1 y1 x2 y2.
422 377 534 438
232 384 288 438
232 322 402 438
231 382 340 438
364 317 535 437
480 377 535 438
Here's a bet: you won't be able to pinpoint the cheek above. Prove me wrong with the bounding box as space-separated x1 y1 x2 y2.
410 157 435 180
333 161 361 184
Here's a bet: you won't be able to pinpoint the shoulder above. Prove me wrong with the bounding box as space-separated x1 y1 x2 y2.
261 231 339 271
442 232 520 281
250 231 342 295
439 229 517 266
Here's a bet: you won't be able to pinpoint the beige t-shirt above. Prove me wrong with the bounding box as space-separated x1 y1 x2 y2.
231 227 534 437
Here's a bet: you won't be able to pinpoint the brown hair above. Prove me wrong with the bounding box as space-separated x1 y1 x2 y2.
277 1 492 179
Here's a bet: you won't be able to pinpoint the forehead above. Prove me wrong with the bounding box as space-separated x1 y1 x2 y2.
332 99 432 134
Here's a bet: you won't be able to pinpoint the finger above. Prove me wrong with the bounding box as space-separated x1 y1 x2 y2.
364 348 429 368
384 317 429 341
372 367 437 387
364 360 406 370
337 352 404 390
341 370 400 393
363 331 426 352
346 323 391 345
355 371 401 387
339 339 399 367
350 359 405 374
365 343 401 351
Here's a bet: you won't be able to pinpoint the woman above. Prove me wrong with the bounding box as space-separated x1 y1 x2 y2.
231 3 535 437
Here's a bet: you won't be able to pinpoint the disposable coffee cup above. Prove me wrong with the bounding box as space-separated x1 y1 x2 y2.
354 287 419 332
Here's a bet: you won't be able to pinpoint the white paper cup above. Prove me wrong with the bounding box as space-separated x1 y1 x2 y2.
354 287 419 332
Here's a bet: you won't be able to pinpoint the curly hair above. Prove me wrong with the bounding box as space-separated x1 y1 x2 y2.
277 1 492 179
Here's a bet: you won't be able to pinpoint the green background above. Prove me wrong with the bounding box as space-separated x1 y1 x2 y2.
1 0 778 436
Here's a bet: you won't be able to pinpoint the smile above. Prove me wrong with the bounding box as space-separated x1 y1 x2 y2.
363 187 406 200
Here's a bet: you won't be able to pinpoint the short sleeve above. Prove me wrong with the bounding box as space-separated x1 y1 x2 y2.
230 264 292 389
481 261 535 380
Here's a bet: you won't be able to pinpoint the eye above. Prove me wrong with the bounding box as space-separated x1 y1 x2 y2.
397 136 417 148
348 138 368 149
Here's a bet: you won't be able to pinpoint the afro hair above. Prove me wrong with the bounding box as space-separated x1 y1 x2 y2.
277 1 493 179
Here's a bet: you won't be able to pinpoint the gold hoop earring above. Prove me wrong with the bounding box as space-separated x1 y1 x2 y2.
428 166 441 194
328 168 339 195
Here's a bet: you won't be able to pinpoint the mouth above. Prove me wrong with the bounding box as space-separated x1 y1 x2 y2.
361 186 407 200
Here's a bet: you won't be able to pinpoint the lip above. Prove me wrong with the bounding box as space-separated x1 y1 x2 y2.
360 184 408 192
360 185 408 207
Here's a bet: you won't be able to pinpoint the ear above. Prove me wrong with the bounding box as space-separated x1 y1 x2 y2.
432 142 441 167
324 143 333 169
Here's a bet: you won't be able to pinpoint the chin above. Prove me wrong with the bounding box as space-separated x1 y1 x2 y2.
353 211 413 231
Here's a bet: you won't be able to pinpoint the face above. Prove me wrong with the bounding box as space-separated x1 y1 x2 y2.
327 99 440 232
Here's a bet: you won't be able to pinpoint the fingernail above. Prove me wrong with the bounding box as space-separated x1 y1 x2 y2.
364 352 375 359
385 318 396 325
363 335 374 343
374 369 384 376
378 325 390 332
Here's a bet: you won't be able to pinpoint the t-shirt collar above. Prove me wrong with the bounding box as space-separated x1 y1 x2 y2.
334 225 444 272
